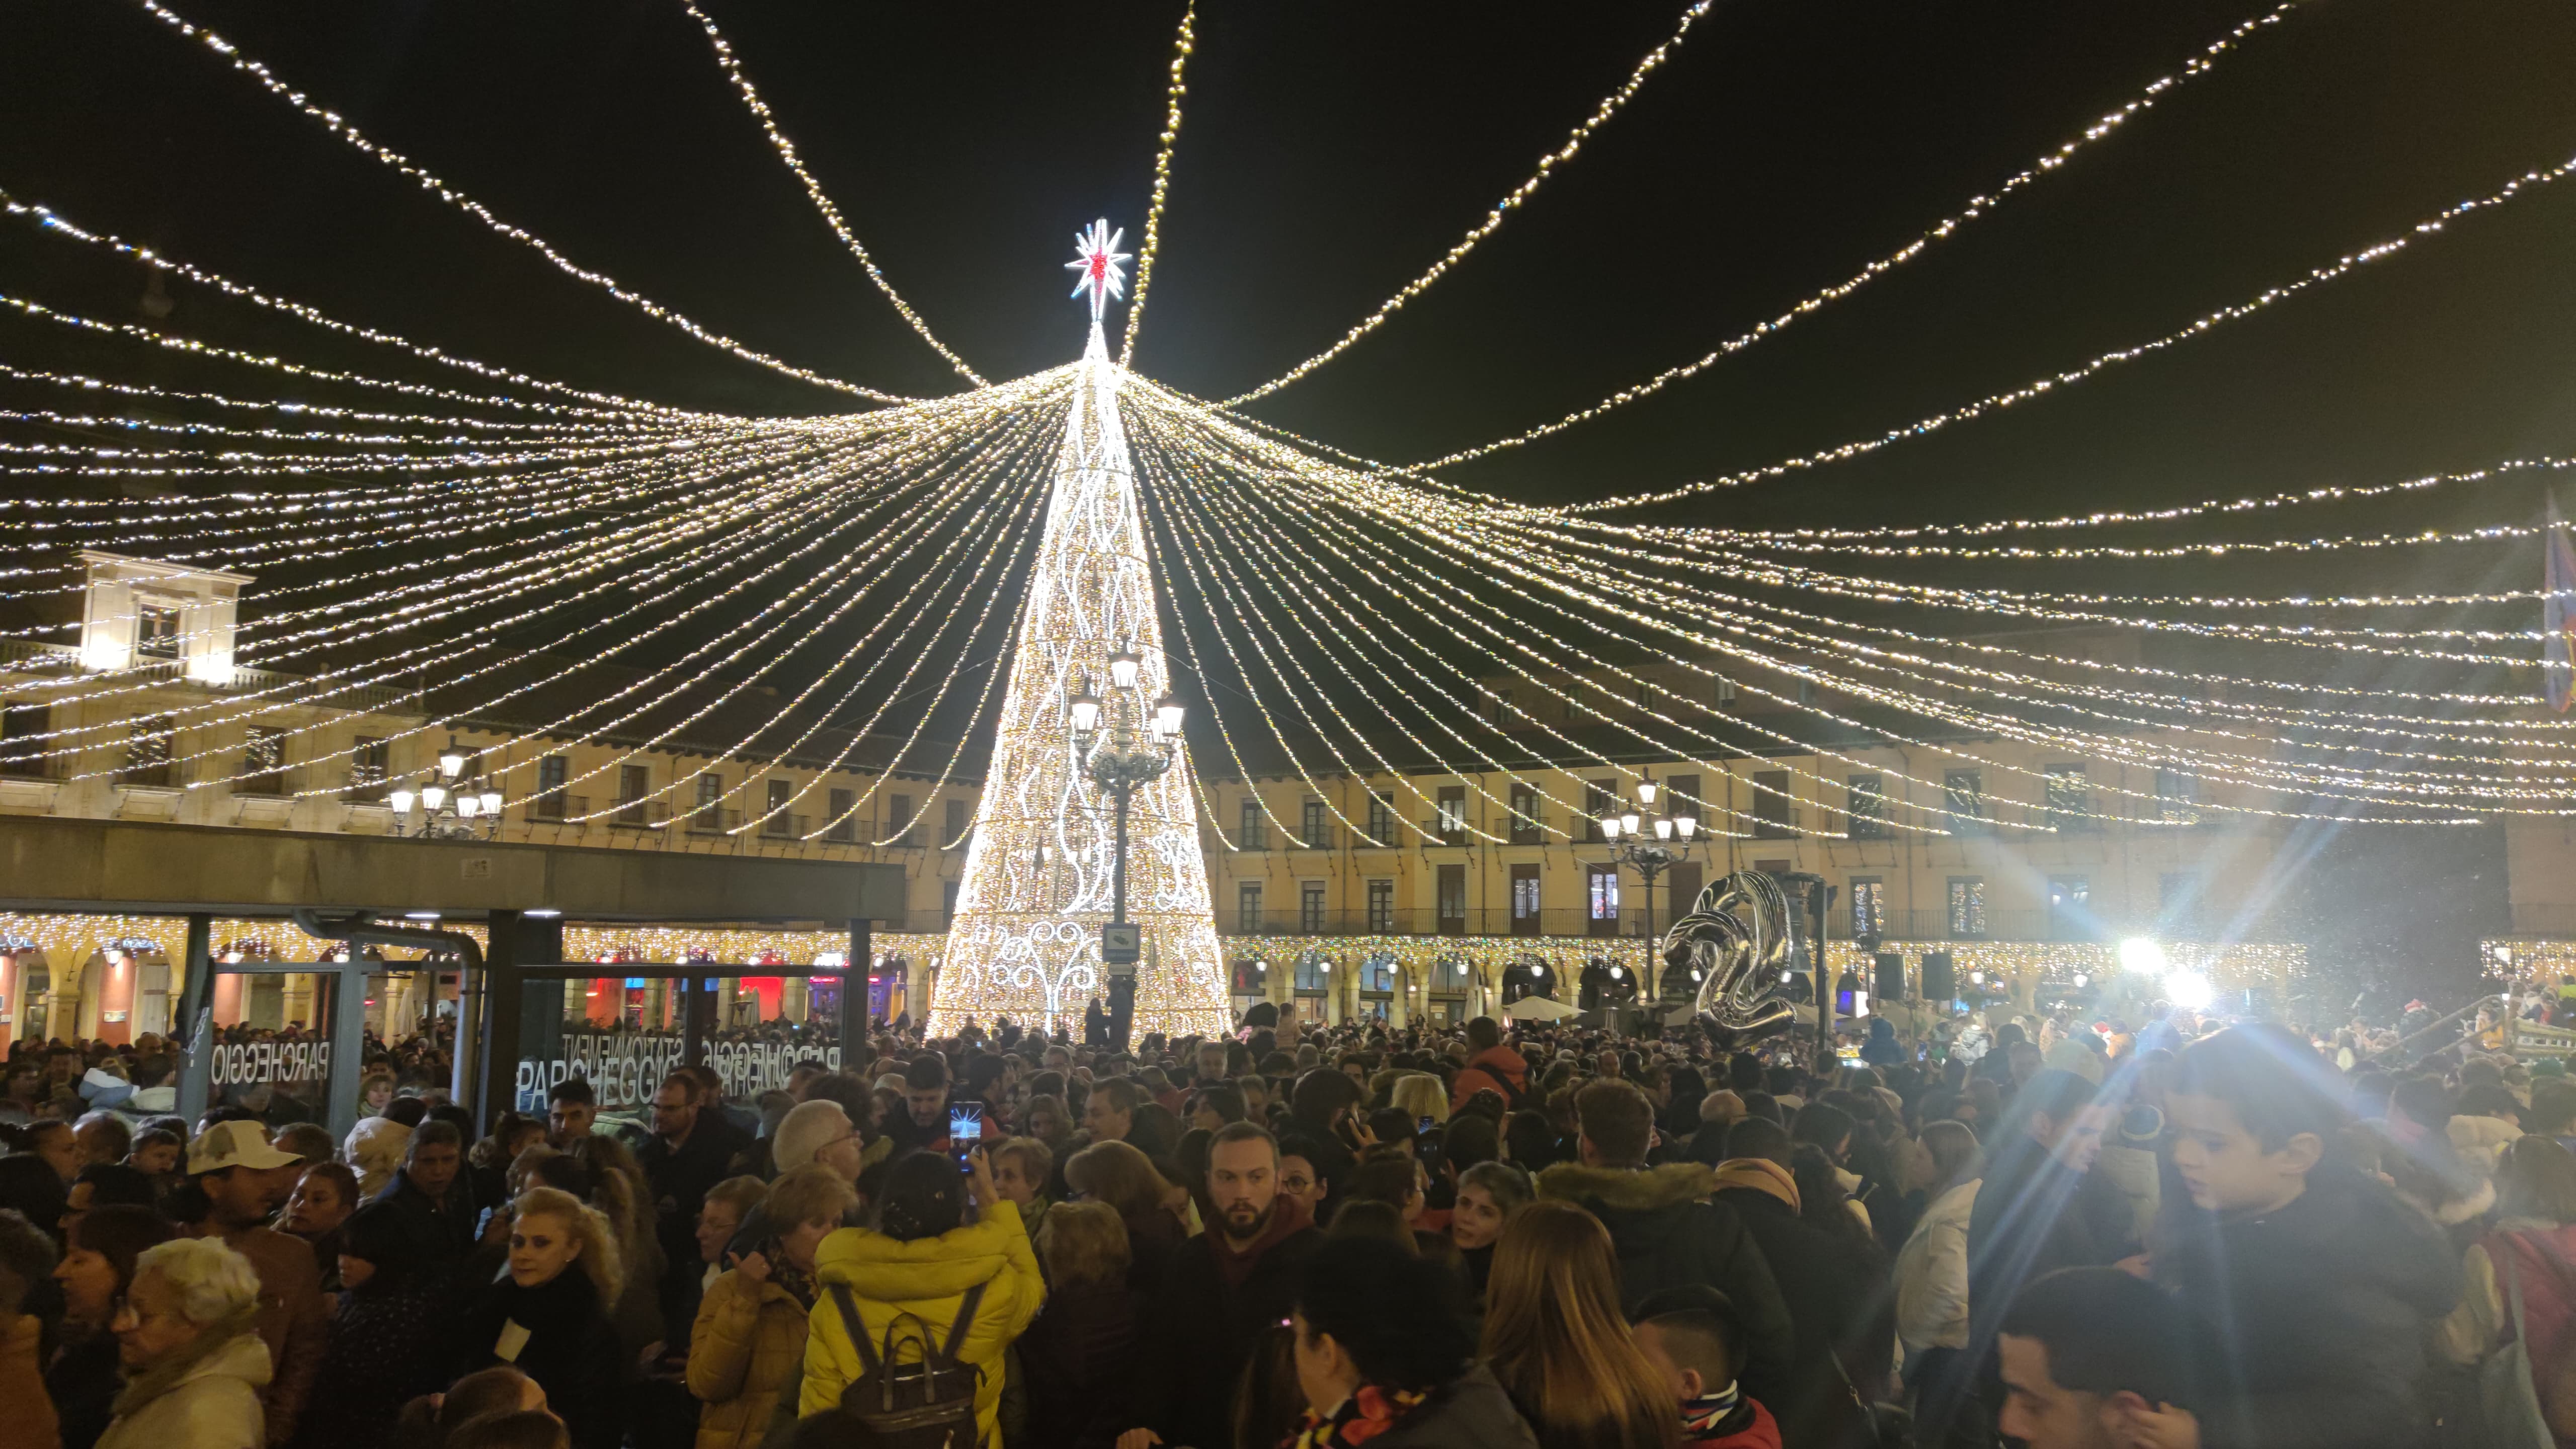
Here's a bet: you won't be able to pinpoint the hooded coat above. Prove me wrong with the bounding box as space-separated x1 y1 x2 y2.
2154 1163 2460 1449
95 1315 271 1449
1534 1161 1797 1410
800 1200 1048 1447
1711 1168 1890 1449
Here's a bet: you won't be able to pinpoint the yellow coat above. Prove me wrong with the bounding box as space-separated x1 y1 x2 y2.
799 1202 1045 1446
687 1267 810 1449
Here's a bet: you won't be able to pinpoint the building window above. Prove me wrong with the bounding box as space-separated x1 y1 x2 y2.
1714 675 1738 707
1947 877 1987 938
2045 765 2094 831
944 796 970 845
1438 864 1468 935
884 793 915 847
1587 865 1621 937
692 773 725 832
1435 786 1468 844
533 754 568 819
1301 882 1327 933
1301 798 1329 849
1509 785 1540 844
350 736 389 800
1666 774 1701 821
613 764 652 827
2048 875 2091 940
121 714 175 787
1752 770 1795 839
134 602 181 661
1634 678 1652 713
1492 687 1513 726
1584 780 1616 843
2155 769 2200 826
1850 877 1886 939
1846 773 1886 839
1239 882 1264 934
1511 864 1542 937
755 777 791 837
826 788 858 843
1295 952 1329 992
1362 954 1398 994
1367 879 1395 933
239 727 288 796
1366 790 1394 846
1943 770 1987 833
1240 795 1266 850
0 701 50 778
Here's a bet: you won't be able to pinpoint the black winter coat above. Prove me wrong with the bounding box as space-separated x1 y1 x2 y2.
1963 1135 2135 1366
456 1268 628 1449
1017 1277 1146 1449
370 1168 479 1277
1535 1162 1797 1411
293 1279 447 1449
44 1329 120 1449
1131 1223 1323 1449
2155 1164 2460 1449
1714 1185 1889 1449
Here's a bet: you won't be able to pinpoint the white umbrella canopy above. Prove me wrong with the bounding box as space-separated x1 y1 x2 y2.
1503 995 1578 1021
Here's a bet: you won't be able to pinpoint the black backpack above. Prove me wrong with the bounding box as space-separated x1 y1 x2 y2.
827 1280 988 1449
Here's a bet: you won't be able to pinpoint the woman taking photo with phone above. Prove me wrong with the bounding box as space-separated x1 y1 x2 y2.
801 1146 1046 1447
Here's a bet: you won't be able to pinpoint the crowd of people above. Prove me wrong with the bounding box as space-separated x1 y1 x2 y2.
0 990 2567 1449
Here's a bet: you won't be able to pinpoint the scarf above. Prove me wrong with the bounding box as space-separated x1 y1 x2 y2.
1213 1195 1312 1291
761 1237 819 1312
1710 1158 1801 1214
1285 1383 1431 1449
1681 1382 1744 1437
111 1307 261 1420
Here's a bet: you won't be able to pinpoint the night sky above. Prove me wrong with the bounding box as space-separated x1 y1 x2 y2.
4 0 2571 531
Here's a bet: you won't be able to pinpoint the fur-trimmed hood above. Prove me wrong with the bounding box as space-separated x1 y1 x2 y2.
1536 1160 1715 1213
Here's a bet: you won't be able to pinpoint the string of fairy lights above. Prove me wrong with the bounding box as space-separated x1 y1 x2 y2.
4 3 2571 1039
1118 0 1197 367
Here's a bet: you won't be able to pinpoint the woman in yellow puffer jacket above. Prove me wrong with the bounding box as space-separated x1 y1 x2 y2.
799 1146 1045 1447
689 1166 855 1449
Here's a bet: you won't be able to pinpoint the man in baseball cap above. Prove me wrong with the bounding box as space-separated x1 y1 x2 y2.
189 1119 328 1445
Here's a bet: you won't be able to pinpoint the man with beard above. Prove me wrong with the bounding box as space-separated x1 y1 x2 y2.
1117 1121 1321 1449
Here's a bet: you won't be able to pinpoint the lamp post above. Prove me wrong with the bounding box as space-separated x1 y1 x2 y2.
1599 771 1700 1005
1068 645 1184 1050
387 736 504 840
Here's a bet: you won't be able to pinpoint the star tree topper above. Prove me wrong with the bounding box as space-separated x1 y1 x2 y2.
1066 218 1131 321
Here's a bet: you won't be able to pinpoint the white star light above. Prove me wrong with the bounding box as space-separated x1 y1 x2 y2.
1066 219 1131 321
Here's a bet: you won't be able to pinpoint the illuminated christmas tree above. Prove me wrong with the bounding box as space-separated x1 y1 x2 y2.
928 221 1233 1039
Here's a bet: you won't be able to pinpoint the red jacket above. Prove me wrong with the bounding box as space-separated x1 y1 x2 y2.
1451 1045 1530 1114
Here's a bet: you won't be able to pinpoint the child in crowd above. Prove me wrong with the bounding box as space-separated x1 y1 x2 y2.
1631 1285 1781 1449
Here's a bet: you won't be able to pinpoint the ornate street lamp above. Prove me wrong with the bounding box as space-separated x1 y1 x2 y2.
1068 647 1183 1045
1599 770 1702 1001
387 735 504 840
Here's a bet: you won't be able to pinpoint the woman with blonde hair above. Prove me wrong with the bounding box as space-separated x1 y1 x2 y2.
687 1166 853 1449
1482 1200 1679 1449
455 1187 624 1449
1065 1138 1185 1297
1390 1073 1450 1129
